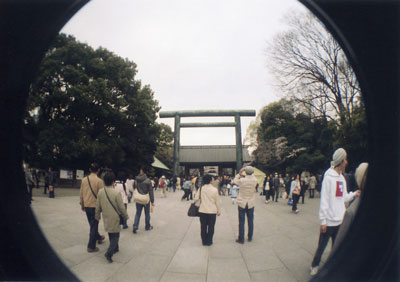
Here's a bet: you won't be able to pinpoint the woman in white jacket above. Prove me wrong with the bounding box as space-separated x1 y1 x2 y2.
194 174 221 246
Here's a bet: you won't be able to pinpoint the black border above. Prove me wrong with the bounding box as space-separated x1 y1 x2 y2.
0 0 398 281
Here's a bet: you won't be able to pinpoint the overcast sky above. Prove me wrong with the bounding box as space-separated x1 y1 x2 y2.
61 0 307 145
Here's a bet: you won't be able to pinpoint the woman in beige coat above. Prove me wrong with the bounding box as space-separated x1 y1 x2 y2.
194 174 221 246
95 172 129 263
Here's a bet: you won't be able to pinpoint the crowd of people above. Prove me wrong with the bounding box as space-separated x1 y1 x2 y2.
26 147 367 274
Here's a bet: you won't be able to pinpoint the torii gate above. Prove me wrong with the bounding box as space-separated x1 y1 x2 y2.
159 110 256 177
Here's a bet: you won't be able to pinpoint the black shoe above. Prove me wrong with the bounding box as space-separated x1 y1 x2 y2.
236 239 244 244
132 227 137 234
104 253 113 263
248 238 252 242
113 249 119 254
206 242 213 246
123 225 128 229
145 226 153 231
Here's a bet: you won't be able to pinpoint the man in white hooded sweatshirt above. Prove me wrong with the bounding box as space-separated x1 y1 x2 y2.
310 148 360 276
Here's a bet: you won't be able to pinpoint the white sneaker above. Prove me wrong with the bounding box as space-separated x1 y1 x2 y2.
310 266 318 276
295 210 299 214
265 200 270 204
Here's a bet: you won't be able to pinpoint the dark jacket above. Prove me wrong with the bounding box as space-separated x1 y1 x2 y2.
135 174 154 203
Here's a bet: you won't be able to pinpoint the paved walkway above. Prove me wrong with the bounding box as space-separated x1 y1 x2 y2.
31 188 330 282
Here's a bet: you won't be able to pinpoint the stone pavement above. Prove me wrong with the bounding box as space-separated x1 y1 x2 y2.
31 189 330 282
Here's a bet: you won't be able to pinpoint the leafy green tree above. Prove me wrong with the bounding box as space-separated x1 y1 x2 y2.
252 99 333 173
24 33 160 173
154 123 174 170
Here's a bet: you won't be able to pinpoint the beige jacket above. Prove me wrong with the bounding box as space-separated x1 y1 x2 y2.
233 174 258 209
80 173 104 208
95 186 129 233
194 184 221 215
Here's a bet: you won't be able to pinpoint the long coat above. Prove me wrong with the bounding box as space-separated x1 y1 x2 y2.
95 186 129 233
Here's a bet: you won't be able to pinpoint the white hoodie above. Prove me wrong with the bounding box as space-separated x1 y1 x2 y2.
319 168 356 226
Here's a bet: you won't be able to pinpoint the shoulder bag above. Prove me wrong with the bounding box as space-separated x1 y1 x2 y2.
104 188 124 225
87 176 97 199
133 180 150 205
187 186 202 217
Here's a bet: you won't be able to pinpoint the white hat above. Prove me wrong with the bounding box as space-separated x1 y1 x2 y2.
331 148 347 167
244 166 254 175
355 163 368 189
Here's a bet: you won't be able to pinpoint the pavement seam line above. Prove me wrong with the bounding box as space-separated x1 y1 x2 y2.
223 203 253 281
156 213 196 282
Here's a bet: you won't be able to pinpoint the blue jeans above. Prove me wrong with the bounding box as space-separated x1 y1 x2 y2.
133 203 151 229
238 204 254 241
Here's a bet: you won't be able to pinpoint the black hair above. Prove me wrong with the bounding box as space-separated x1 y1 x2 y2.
89 163 99 172
203 174 213 185
104 172 116 186
117 171 127 183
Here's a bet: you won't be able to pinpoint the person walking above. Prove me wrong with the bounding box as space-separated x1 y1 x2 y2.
233 166 258 244
263 175 272 204
309 174 317 198
33 169 40 189
159 176 167 198
290 174 301 214
273 173 280 202
194 174 221 246
300 176 307 204
181 178 191 201
310 148 360 276
80 163 105 252
95 172 129 263
231 183 239 204
25 167 34 201
132 167 155 233
114 171 129 229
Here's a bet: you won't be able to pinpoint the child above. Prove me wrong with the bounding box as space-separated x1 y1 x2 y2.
230 184 239 204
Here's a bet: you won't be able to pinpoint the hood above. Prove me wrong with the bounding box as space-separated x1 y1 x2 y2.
325 167 341 178
136 174 148 183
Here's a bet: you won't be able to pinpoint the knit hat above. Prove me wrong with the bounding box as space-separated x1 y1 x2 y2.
355 163 368 189
244 166 254 175
331 148 347 167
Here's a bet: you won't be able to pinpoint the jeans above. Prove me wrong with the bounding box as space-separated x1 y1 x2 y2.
309 189 315 198
274 188 279 201
106 232 120 258
238 204 254 241
133 203 151 229
311 225 340 267
85 207 102 249
199 213 216 245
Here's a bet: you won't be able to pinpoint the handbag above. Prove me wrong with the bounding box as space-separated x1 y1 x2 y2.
133 189 150 205
187 186 202 217
104 188 125 225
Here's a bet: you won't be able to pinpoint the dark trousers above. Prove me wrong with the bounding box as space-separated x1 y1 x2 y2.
28 184 33 200
199 213 216 245
274 188 279 201
133 203 151 229
85 207 102 249
181 189 190 201
265 190 270 201
238 204 254 241
44 183 48 194
309 189 315 198
311 225 340 267
292 194 300 211
106 232 120 258
300 190 306 204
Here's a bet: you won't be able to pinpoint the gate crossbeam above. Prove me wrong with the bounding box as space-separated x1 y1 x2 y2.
159 109 256 177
